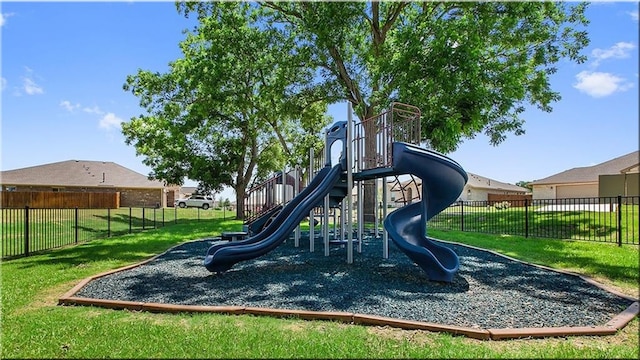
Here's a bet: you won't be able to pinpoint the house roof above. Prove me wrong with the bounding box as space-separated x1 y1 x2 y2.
531 151 639 185
394 172 529 193
465 172 530 193
0 160 166 189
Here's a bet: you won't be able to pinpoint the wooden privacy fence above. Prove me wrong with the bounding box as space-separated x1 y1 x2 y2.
487 193 533 206
1 192 120 209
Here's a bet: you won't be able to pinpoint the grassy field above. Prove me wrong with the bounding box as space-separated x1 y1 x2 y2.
1 218 638 359
429 204 639 244
1 207 235 258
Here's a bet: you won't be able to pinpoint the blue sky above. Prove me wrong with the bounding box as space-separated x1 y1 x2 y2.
2 1 638 200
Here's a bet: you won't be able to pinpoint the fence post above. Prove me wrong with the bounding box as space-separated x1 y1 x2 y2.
524 198 529 238
142 207 146 230
107 208 111 237
75 207 79 244
460 200 464 232
153 207 157 229
129 207 132 234
617 195 622 247
24 206 30 257
174 206 177 224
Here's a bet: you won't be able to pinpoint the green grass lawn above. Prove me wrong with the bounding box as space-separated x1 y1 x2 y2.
1 218 638 359
429 204 639 244
1 207 234 258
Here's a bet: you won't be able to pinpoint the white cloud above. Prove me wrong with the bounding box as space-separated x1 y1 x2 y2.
1 13 14 27
591 42 635 67
83 106 104 115
628 10 639 22
23 77 43 95
99 113 124 131
573 71 633 98
1 77 6 91
60 100 81 112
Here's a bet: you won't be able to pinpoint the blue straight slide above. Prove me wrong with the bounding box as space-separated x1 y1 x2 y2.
384 142 468 282
204 164 343 273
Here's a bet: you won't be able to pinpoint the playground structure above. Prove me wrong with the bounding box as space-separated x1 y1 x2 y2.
204 102 468 282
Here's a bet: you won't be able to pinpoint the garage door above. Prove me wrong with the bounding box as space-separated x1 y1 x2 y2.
556 184 598 199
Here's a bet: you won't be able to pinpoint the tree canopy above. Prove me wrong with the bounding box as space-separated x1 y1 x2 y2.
123 1 589 221
259 1 589 152
122 2 332 218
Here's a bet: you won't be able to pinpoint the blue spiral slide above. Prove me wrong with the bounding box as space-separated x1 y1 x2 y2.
383 142 468 282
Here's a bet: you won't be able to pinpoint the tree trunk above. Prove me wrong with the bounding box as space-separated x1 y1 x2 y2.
235 185 246 220
362 105 377 223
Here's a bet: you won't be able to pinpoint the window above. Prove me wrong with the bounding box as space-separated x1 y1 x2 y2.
52 187 65 192
5 186 16 192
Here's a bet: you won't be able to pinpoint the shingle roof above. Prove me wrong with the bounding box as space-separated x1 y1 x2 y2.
531 151 639 185
0 160 166 189
465 172 530 193
397 172 529 193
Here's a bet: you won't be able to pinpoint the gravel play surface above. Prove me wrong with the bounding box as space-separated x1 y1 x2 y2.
74 234 634 329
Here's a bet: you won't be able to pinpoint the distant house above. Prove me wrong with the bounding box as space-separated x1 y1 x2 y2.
531 151 639 199
0 160 179 208
387 172 530 205
179 186 198 198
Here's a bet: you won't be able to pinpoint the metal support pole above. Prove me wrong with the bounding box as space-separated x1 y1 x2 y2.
382 177 389 259
617 195 622 246
282 168 286 204
24 206 30 257
347 102 354 263
324 194 330 256
309 148 315 252
294 165 300 247
374 177 379 237
357 180 363 253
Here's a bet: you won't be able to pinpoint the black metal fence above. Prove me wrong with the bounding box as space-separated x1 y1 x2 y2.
428 196 639 245
1 206 223 259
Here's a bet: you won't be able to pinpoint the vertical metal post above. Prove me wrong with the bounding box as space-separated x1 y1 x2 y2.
107 208 111 237
324 194 330 256
282 168 286 205
617 195 622 247
142 207 146 230
357 180 363 253
374 177 379 237
294 165 300 247
75 207 79 244
347 102 354 264
382 178 388 259
460 200 464 232
524 198 529 238
310 148 315 252
129 207 132 233
24 206 30 257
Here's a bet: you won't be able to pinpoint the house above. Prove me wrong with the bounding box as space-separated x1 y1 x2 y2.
179 186 198 198
0 160 179 208
460 172 531 202
384 172 530 206
530 151 639 200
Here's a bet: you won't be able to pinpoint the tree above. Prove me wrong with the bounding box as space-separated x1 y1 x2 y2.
516 181 533 191
258 1 590 221
122 2 332 219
